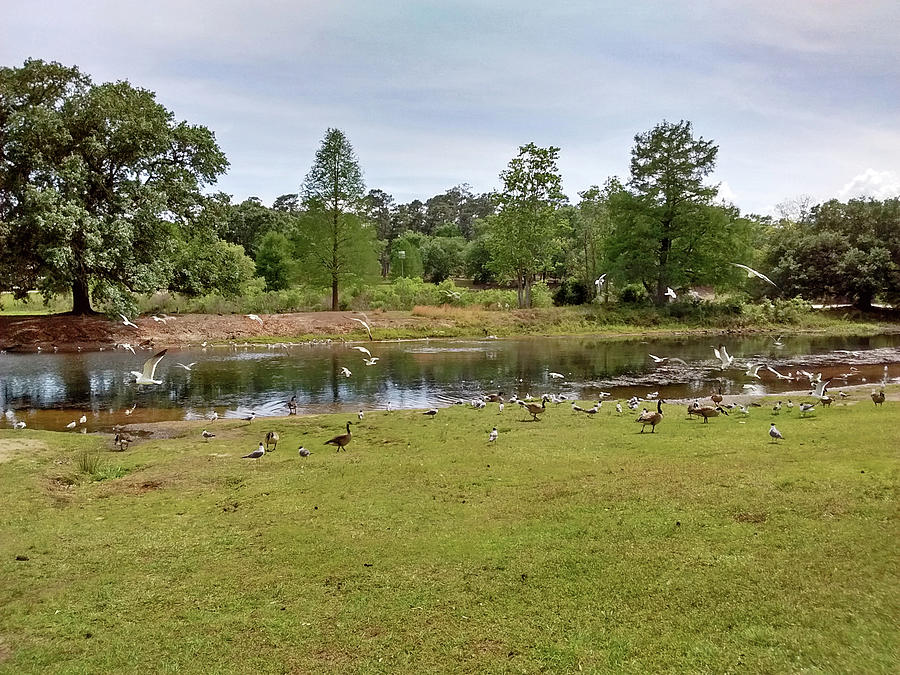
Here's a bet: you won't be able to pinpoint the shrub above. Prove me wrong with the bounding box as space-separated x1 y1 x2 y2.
553 280 590 306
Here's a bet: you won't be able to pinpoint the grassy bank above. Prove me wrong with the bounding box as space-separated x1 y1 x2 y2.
1 391 897 672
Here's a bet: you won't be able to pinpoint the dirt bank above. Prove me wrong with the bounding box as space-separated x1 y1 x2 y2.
0 311 442 352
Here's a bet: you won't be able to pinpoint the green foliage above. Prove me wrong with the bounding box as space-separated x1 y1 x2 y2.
389 235 425 279
420 235 466 282
0 59 230 314
767 198 900 308
298 128 371 309
553 279 591 306
220 197 298 256
605 120 753 304
619 283 650 305
487 143 568 308
170 238 256 300
254 231 295 291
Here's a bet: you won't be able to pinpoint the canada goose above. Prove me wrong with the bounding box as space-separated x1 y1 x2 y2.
485 391 504 403
325 422 353 451
488 427 498 442
769 423 783 442
711 388 724 405
820 396 833 407
871 390 885 406
688 402 727 423
243 443 265 460
636 400 664 433
520 398 546 421
423 409 438 417
265 431 279 451
114 433 131 451
201 430 215 440
130 349 167 385
287 396 298 415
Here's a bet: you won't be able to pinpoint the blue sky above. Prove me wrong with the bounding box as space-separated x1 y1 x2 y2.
4 0 899 214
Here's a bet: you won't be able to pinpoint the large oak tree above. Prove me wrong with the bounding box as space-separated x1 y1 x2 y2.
0 59 231 314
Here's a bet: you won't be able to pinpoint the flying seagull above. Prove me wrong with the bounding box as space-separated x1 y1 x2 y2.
246 314 264 326
649 354 688 365
713 344 735 369
731 263 778 288
340 367 352 377
175 362 197 371
120 314 139 329
349 316 374 340
151 315 168 324
549 372 565 379
594 274 606 287
363 357 379 366
130 349 167 385
745 364 764 379
118 343 136 354
351 346 372 358
665 287 677 300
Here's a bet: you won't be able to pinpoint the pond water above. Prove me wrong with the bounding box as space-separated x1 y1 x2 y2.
2 333 899 431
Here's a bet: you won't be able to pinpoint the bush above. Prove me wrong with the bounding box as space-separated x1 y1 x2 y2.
553 280 590 306
619 283 649 304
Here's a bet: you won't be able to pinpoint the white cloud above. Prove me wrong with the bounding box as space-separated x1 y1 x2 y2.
838 169 900 200
716 180 738 204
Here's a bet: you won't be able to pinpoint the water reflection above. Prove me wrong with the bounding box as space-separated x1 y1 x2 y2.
1 333 898 431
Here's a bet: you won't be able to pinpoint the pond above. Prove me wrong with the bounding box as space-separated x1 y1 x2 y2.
2 333 898 431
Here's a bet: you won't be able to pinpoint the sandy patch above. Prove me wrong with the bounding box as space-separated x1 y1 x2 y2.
0 438 48 463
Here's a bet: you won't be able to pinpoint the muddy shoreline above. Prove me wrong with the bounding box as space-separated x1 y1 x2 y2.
1 309 898 353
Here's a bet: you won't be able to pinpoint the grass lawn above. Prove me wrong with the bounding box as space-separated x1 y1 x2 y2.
0 393 897 673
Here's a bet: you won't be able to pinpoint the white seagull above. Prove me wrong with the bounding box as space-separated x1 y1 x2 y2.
120 314 139 329
665 287 677 300
298 446 311 457
745 364 764 379
769 423 783 442
731 263 778 288
358 409 364 420
118 343 136 354
363 357 379 366
175 362 197 371
488 427 498 442
350 316 374 340
812 379 831 398
594 274 607 288
66 421 77 429
243 443 265 460
351 346 372 358
130 349 167 385
340 367 352 377
549 372 564 379
201 430 216 440
151 315 168 324
713 344 735 369
14 421 26 429
766 365 794 380
79 414 87 425
246 314 264 326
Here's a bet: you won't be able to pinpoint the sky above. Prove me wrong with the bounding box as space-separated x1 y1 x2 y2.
3 0 899 215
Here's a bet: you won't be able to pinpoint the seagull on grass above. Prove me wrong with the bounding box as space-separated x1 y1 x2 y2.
298 446 311 457
201 430 215 440
79 414 87 425
243 443 265 461
130 349 167 385
488 427 498 442
769 423 783 442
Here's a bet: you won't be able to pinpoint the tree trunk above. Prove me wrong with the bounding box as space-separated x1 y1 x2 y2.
524 275 533 308
71 278 93 315
656 235 671 304
855 294 873 311
516 275 524 309
331 274 339 311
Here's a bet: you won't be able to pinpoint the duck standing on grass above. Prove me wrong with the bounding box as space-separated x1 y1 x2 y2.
636 400 664 433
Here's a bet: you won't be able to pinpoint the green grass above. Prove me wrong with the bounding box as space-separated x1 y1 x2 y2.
0 393 898 673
